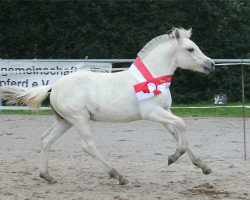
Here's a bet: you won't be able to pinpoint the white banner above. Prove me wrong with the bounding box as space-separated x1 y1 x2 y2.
0 60 112 88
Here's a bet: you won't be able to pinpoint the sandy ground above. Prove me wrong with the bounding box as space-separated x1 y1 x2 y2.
0 114 249 200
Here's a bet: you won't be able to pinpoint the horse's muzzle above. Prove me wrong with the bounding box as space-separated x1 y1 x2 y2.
202 59 215 72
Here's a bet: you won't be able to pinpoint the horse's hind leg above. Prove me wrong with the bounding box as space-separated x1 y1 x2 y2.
40 118 72 183
163 124 212 174
72 118 129 185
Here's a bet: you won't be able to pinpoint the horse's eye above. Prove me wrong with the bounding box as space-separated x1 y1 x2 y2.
187 48 194 52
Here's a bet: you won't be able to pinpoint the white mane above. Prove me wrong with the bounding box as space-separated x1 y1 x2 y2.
138 28 192 59
138 34 170 59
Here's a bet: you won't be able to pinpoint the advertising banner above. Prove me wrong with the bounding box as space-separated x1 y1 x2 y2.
0 60 112 88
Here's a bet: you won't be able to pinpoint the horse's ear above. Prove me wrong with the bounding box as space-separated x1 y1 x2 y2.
175 29 180 40
187 28 192 38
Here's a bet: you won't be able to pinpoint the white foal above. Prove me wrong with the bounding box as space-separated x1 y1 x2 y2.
0 28 215 185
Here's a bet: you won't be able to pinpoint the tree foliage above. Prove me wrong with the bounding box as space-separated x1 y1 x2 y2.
0 0 249 103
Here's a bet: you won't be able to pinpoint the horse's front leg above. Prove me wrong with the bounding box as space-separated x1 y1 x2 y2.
143 107 212 174
143 107 187 164
164 124 212 174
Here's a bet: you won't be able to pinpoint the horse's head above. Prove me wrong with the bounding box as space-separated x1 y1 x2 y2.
173 28 215 74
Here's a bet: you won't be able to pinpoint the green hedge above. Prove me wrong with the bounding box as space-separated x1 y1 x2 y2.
0 0 249 103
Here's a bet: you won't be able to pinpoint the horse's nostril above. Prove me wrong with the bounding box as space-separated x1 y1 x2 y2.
211 61 215 68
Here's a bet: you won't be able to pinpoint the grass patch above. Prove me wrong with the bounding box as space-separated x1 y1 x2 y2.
0 103 249 117
0 109 52 115
172 107 250 117
171 103 250 117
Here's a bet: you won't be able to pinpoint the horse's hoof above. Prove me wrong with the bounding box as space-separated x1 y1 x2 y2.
39 173 57 184
168 155 174 165
202 168 213 175
108 168 120 179
119 176 129 186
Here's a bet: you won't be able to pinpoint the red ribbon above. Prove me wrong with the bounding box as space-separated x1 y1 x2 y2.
134 76 172 94
132 57 172 96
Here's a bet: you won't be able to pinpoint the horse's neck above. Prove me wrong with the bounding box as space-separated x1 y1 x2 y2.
141 42 178 77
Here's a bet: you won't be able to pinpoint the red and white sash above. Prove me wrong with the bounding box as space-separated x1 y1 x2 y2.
129 57 172 101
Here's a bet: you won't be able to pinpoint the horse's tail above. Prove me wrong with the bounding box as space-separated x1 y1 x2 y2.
0 85 52 110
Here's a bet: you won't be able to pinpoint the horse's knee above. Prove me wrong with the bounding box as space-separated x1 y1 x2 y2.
41 137 52 151
81 140 97 157
174 117 186 131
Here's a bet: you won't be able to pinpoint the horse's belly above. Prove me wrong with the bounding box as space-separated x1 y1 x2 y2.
90 106 141 122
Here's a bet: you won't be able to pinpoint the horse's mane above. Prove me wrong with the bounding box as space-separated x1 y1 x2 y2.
138 28 191 59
